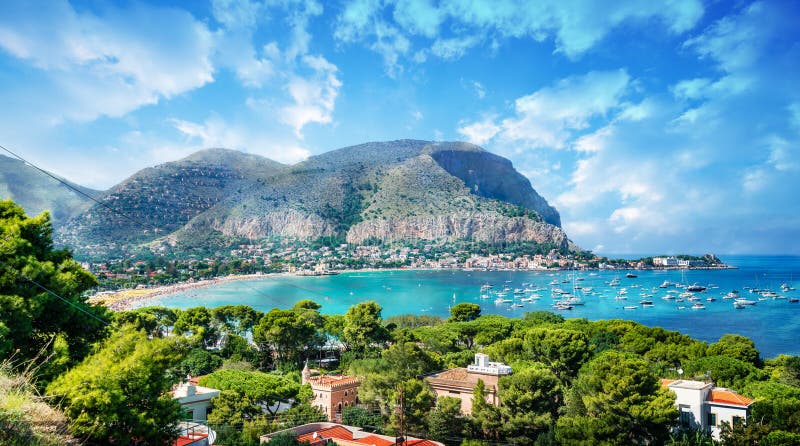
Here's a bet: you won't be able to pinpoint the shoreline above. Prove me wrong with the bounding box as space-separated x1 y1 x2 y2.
89 264 736 311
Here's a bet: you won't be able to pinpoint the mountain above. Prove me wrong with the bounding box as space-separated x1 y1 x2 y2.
0 154 101 226
57 148 286 253
57 141 571 257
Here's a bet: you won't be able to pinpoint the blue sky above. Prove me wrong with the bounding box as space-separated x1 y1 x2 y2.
1 0 799 255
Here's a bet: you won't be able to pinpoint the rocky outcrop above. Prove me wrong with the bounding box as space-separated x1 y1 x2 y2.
212 209 336 239
346 213 569 248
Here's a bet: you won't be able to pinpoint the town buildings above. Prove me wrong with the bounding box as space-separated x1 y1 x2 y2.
171 376 220 422
303 363 362 423
661 379 754 439
423 353 512 414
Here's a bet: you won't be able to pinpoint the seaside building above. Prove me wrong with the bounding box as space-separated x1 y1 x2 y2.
661 379 754 440
171 376 220 422
302 363 362 422
260 422 443 446
423 353 512 414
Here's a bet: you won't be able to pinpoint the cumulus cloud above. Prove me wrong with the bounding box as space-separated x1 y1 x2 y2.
280 55 342 136
334 0 704 74
458 70 630 149
0 0 215 122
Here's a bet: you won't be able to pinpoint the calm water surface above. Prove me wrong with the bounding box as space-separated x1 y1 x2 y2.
140 255 800 358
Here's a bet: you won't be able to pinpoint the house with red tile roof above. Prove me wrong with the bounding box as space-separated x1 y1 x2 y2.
260 422 443 446
302 363 362 422
660 379 754 439
423 353 511 414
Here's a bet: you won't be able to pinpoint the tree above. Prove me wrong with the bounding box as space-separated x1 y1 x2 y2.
523 328 592 379
213 305 263 336
708 334 762 367
555 351 677 445
343 301 389 356
179 348 223 376
427 396 465 445
173 307 220 348
448 303 481 322
198 369 300 416
0 200 107 374
342 406 384 431
470 379 502 441
683 355 766 390
253 308 318 367
391 379 435 437
46 327 187 444
498 365 562 444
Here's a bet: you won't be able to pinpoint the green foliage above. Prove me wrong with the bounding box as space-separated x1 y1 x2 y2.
342 406 384 431
213 305 263 335
428 397 465 445
522 311 565 325
667 427 714 446
448 303 481 322
253 308 319 367
391 378 435 436
708 334 762 366
555 351 677 445
0 364 70 446
0 200 107 375
280 402 327 427
198 369 300 416
268 431 303 446
744 381 800 432
343 301 390 355
173 306 220 348
765 355 800 387
385 314 443 329
46 327 187 444
523 328 592 379
179 348 223 376
684 355 767 390
498 365 562 444
207 389 261 426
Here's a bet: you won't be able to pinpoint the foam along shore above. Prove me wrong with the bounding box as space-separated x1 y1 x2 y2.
88 273 289 311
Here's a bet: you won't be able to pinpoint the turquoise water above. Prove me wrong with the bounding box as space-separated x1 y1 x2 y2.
140 255 800 358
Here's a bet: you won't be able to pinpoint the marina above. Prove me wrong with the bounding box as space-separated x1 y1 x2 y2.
139 255 800 358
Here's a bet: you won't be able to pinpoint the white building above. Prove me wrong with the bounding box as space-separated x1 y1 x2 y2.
661 379 754 439
172 377 220 422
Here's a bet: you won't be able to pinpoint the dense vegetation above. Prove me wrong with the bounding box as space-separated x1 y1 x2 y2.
2 200 799 445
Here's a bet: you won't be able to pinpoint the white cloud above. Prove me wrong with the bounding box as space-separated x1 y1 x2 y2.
458 119 501 145
411 110 424 121
0 1 215 122
459 70 630 150
280 55 342 136
333 0 705 74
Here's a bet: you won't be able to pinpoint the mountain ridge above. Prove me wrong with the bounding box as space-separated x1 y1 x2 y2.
1 141 572 258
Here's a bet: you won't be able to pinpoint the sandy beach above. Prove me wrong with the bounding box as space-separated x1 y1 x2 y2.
88 268 424 311
89 273 290 311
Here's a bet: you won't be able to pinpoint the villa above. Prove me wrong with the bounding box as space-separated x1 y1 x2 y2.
423 353 512 414
303 362 362 422
661 379 754 439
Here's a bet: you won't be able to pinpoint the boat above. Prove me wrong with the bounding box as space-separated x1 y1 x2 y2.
626 272 638 278
789 297 799 303
734 301 746 309
687 283 707 292
494 297 505 304
639 299 653 305
706 297 716 302
724 290 740 299
692 303 706 310
511 303 524 308
623 306 637 310
609 278 620 286
480 284 493 291
480 294 491 299
502 299 513 303
659 280 672 288
553 303 573 310
734 298 757 306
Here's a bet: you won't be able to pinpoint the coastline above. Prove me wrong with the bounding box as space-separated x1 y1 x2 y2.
89 264 735 312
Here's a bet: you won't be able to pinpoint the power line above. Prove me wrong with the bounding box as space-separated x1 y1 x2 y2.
0 258 109 326
0 143 160 233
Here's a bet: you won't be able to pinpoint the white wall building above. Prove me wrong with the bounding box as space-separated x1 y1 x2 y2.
172 378 220 422
662 379 754 439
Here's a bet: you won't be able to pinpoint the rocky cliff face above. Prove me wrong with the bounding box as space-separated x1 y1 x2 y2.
210 209 336 240
346 213 569 247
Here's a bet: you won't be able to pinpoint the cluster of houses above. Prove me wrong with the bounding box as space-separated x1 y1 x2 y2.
169 353 754 445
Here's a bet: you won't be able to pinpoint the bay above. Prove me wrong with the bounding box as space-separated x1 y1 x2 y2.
139 255 800 358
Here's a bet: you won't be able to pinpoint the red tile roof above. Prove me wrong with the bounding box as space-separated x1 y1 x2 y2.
174 434 208 446
707 389 754 406
355 434 395 446
297 425 354 443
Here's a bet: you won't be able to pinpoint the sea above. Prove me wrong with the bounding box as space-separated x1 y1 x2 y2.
139 255 800 358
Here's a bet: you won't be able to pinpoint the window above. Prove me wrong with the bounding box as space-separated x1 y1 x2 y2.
732 416 744 427
679 405 692 426
344 391 348 397
707 412 717 427
186 409 194 420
